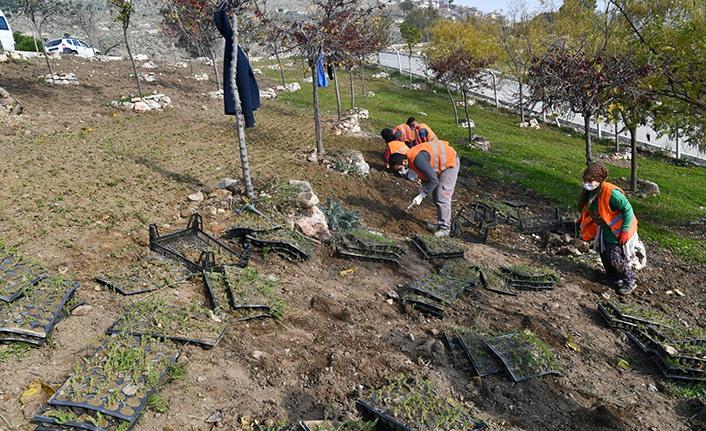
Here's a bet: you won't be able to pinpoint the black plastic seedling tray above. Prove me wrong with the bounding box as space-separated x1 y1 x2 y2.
107 302 229 349
498 266 558 290
0 249 47 302
411 234 465 260
34 403 137 431
452 223 489 244
204 265 283 320
444 332 472 372
334 243 401 264
479 269 518 296
601 300 674 330
406 274 469 304
438 260 480 288
0 278 80 345
95 255 192 295
456 332 504 376
46 336 178 424
246 228 313 260
149 213 251 272
517 208 562 234
484 333 563 382
401 291 447 317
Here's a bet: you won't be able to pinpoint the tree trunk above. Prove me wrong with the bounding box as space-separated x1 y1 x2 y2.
490 71 499 108
615 122 620 152
349 69 355 111
333 64 342 120
313 58 323 154
629 124 638 191
209 48 221 91
462 90 473 141
519 81 525 123
583 112 592 166
360 57 365 95
274 46 286 86
36 24 54 78
230 12 254 198
301 58 307 80
408 48 413 85
124 26 142 95
445 84 459 124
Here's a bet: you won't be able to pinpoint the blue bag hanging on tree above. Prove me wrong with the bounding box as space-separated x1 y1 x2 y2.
317 54 328 88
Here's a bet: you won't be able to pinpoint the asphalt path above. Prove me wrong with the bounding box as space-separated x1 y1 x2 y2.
377 50 706 164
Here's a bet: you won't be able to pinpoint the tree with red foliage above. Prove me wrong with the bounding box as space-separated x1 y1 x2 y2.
254 0 382 153
429 47 493 141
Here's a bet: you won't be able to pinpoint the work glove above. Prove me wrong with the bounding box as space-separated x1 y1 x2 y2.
412 193 424 206
617 231 630 245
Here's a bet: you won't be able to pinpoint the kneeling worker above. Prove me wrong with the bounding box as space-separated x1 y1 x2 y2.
381 128 417 180
388 138 460 237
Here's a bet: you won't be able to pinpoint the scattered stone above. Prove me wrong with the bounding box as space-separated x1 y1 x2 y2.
647 383 658 392
122 384 139 396
188 191 204 202
260 88 277 99
285 82 301 92
408 333 415 342
111 93 172 111
295 206 329 237
216 178 239 193
142 61 158 69
371 71 389 79
306 150 318 162
70 305 93 316
289 180 319 209
252 68 262 75
252 350 264 359
45 73 79 85
401 83 422 91
367 91 375 97
206 410 224 424
180 208 194 218
386 290 399 299
197 376 207 383
192 73 209 81
0 87 23 116
519 118 541 129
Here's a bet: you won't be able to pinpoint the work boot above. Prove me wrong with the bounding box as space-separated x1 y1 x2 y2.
616 280 637 295
434 228 450 237
426 222 439 231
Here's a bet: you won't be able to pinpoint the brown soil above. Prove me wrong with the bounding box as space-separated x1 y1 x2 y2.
1 54 705 431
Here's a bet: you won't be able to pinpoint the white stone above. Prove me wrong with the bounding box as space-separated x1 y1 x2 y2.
252 68 262 75
133 101 150 111
188 191 204 202
142 61 158 69
295 206 329 237
289 180 319 209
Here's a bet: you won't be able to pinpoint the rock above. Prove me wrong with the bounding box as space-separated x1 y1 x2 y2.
133 101 150 111
216 178 239 193
70 305 93 316
295 206 329 237
142 61 158 69
252 68 262 75
180 208 194 218
408 333 415 342
371 72 389 79
188 191 204 202
284 82 301 92
260 88 277 99
207 188 232 199
289 180 319 209
45 72 80 85
386 290 399 299
367 91 375 97
197 376 207 383
647 383 658 392
0 87 23 116
252 350 264 359
306 150 318 162
122 384 139 396
206 410 224 424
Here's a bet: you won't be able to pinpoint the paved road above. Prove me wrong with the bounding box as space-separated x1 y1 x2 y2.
377 50 706 164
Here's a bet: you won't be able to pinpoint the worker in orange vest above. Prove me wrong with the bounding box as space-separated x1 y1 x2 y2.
407 117 437 145
392 123 418 147
381 129 418 180
578 161 640 295
388 138 459 237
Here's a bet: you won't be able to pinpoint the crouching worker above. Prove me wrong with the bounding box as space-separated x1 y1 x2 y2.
381 128 418 180
578 161 640 295
389 138 460 237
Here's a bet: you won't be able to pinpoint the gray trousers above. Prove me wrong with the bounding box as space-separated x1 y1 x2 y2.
433 156 460 229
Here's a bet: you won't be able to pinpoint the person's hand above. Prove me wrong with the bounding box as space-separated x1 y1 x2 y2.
412 193 424 206
617 231 630 245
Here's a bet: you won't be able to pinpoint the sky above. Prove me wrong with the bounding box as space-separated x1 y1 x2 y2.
451 0 552 15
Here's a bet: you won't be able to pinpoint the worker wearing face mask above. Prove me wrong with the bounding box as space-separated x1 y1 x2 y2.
578 161 640 295
388 138 459 237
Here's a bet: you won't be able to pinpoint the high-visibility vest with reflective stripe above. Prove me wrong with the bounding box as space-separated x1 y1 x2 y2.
579 182 638 241
414 124 437 144
393 124 417 144
406 138 457 180
385 140 408 167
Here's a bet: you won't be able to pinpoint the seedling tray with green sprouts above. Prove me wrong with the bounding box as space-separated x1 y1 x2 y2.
149 213 251 272
453 329 504 376
106 297 229 349
34 402 138 431
444 331 473 372
602 300 676 330
498 266 559 290
42 335 178 425
334 230 405 264
406 274 468 304
246 228 313 260
401 291 447 317
0 249 47 302
438 260 480 288
484 331 563 381
479 269 518 296
410 234 465 259
0 277 80 346
205 265 285 319
356 375 486 431
517 208 562 234
95 255 192 295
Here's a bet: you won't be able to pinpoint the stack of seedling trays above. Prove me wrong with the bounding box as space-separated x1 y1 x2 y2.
107 295 230 349
445 328 504 377
149 213 251 273
517 207 563 234
204 265 286 322
480 265 559 296
598 300 706 381
95 255 192 295
483 331 563 381
334 229 405 264
356 375 486 431
33 334 179 431
246 227 313 261
222 213 283 242
0 277 81 346
438 260 481 288
411 233 466 260
451 206 490 244
401 273 471 317
0 249 47 302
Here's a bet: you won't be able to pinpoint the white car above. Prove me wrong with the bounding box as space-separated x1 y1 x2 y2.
0 9 15 51
44 38 100 57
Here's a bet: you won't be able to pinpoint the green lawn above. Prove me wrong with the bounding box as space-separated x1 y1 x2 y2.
253 59 706 263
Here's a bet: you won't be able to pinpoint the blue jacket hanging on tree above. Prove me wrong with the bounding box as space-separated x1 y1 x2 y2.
317 54 328 88
214 2 260 127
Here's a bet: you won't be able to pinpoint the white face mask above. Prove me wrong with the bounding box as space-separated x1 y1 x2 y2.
398 167 409 175
583 181 599 191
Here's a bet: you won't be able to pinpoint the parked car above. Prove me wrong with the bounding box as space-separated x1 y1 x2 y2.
0 9 16 51
44 38 100 57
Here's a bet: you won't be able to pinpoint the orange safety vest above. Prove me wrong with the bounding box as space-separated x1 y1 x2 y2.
406 138 457 180
414 123 437 145
385 140 408 168
393 124 417 144
579 182 638 242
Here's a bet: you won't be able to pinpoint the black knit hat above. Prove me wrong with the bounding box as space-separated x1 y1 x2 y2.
381 128 395 143
406 117 417 126
583 161 609 183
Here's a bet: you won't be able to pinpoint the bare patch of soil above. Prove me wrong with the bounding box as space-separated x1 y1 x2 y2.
1 55 705 431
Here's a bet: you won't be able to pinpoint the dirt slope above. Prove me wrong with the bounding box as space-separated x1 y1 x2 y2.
0 54 705 431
